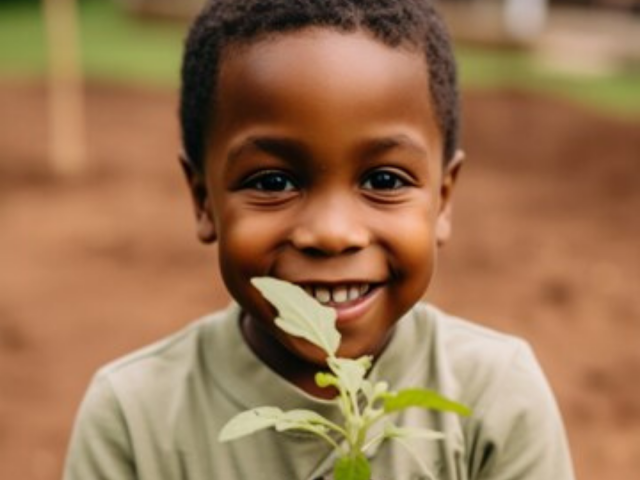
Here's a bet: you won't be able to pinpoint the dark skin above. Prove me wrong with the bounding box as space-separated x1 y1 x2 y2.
182 28 463 398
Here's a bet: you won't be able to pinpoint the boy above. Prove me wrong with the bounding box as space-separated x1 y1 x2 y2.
64 1 575 479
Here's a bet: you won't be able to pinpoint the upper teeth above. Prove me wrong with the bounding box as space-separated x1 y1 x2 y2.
304 284 370 305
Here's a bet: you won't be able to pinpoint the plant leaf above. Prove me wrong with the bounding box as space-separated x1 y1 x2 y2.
384 424 446 441
275 409 331 432
328 356 372 399
315 371 339 389
373 381 389 398
361 379 374 402
218 407 283 442
383 388 472 416
334 454 371 480
251 277 340 356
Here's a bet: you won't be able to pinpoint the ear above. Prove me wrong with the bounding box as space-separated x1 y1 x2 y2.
179 152 217 244
436 149 465 247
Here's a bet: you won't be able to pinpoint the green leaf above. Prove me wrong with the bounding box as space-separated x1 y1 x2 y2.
334 454 371 480
275 409 331 433
315 371 339 389
218 407 283 442
361 379 374 401
251 277 340 356
363 380 389 404
384 424 446 441
383 388 472 416
328 357 372 398
374 381 389 397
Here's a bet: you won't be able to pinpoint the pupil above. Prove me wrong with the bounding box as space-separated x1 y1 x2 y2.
263 174 287 191
371 172 396 189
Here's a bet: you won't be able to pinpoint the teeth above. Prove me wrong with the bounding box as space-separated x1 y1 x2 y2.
348 286 360 301
333 287 348 303
315 287 331 304
306 284 372 305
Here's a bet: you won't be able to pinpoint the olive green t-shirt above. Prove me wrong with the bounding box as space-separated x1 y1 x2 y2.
63 303 575 480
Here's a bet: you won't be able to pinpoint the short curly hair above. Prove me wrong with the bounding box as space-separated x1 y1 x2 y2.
180 0 459 171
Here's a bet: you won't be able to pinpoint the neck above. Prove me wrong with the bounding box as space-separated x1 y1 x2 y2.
240 312 338 399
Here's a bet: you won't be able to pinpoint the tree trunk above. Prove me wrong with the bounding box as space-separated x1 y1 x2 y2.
43 0 86 176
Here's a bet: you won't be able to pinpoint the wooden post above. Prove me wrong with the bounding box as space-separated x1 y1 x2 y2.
504 0 549 41
43 0 86 176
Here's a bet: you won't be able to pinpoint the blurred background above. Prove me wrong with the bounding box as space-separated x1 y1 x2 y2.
0 0 638 479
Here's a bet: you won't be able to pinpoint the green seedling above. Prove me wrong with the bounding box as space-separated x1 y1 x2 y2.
219 277 471 480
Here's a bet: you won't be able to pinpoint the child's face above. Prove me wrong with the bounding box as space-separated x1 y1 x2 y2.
186 29 462 365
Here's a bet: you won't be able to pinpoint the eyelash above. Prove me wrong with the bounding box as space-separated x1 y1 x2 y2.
242 171 297 192
241 168 410 193
361 169 409 191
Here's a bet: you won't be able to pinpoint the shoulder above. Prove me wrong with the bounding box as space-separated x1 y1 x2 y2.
416 302 525 356
64 306 243 479
93 306 237 406
411 303 561 436
413 303 536 405
412 304 574 479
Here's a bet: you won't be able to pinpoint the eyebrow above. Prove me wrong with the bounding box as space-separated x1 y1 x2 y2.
362 134 428 158
226 133 429 165
227 136 309 165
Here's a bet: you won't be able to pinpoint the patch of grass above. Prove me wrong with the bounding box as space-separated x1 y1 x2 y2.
0 2 638 117
525 71 640 117
79 1 185 86
0 0 185 86
457 45 640 118
456 46 533 87
0 2 48 76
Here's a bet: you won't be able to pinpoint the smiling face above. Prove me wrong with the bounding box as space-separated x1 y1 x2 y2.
184 28 462 372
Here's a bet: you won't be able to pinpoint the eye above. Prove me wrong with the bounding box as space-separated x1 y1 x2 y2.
361 169 408 190
244 171 297 192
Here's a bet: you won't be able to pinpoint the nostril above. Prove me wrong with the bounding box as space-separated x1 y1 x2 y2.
301 246 328 258
301 245 362 257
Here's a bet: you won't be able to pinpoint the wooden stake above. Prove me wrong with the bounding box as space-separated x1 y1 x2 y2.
504 0 549 41
43 0 86 176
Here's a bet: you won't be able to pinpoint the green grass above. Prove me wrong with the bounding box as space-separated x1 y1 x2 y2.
526 72 640 116
457 45 640 117
0 0 185 86
1 0 638 116
79 1 184 86
0 2 48 76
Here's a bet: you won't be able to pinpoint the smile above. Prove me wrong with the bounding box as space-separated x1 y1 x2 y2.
301 284 373 306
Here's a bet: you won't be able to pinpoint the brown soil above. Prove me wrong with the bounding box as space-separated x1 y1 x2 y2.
1 82 638 480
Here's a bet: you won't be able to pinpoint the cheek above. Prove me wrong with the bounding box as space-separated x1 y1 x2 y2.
385 205 438 259
382 207 438 292
216 211 279 322
217 208 289 269
401 227 437 288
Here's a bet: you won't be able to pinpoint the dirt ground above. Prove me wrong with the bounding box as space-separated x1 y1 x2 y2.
0 81 638 480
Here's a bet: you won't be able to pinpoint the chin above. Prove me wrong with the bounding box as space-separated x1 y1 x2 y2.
335 344 375 361
285 338 334 366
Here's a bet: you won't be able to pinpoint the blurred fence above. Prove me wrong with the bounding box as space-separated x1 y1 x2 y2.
438 0 640 75
110 0 640 75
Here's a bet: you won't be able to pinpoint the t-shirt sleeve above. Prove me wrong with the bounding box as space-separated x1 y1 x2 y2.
63 373 136 480
468 341 575 480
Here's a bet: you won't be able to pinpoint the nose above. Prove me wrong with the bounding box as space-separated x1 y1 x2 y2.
290 194 370 256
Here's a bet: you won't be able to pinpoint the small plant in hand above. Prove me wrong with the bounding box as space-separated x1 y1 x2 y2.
219 277 471 480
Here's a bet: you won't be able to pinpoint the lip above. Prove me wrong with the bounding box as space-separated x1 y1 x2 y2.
291 278 382 286
329 284 382 325
275 278 384 325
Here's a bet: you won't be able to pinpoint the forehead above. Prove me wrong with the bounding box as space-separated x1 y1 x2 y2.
209 28 442 162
